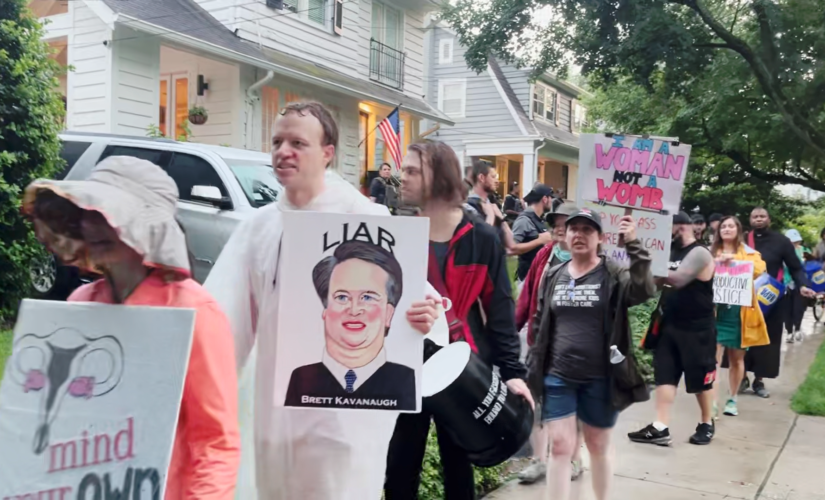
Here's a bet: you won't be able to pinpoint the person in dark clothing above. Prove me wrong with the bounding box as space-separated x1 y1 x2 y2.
529 208 654 500
707 213 723 244
503 182 524 225
511 184 555 287
386 140 533 500
691 213 708 244
741 207 814 398
369 163 393 204
629 211 718 447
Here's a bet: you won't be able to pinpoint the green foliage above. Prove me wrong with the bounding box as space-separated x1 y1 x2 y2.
177 121 192 142
0 329 11 382
791 336 825 416
416 424 506 499
790 198 825 248
0 0 66 322
443 0 825 191
188 105 208 118
146 124 165 138
628 298 657 384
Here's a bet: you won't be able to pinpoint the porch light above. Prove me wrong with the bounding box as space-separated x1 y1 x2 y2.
197 75 210 96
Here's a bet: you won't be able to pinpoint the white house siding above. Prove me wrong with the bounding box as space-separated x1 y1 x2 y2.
66 2 113 132
426 27 523 153
233 1 362 80
110 27 160 136
402 8 425 98
160 46 243 147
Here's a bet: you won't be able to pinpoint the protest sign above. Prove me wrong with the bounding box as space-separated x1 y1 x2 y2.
713 261 755 306
0 299 194 500
275 212 429 413
578 134 692 214
583 201 671 277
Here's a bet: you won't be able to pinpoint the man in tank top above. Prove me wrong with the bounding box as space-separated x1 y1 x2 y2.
628 211 718 447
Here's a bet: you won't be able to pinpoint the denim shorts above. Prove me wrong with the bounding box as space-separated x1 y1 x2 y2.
541 373 619 429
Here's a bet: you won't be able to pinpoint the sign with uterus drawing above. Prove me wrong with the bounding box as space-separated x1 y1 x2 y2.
0 300 194 500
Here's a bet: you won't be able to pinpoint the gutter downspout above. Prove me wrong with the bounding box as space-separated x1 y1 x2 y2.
244 70 275 150
532 139 545 188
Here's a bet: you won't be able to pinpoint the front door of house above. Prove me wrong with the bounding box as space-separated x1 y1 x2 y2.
159 74 189 140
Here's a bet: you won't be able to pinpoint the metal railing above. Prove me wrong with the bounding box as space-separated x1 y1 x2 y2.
369 39 406 90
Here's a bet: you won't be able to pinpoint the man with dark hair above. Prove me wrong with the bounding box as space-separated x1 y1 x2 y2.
387 140 533 499
511 184 555 287
205 101 440 500
629 211 718 446
465 159 501 224
503 182 524 225
741 207 813 397
284 240 415 410
370 163 393 204
691 213 707 243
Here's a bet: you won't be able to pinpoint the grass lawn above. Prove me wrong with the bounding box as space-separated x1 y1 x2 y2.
0 329 11 383
791 338 825 416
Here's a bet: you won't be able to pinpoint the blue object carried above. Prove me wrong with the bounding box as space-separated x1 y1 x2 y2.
754 273 785 316
805 261 825 293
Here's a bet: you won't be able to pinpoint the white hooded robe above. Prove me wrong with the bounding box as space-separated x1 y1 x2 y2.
205 172 435 500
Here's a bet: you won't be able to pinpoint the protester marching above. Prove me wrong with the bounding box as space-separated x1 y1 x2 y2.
3 98 825 500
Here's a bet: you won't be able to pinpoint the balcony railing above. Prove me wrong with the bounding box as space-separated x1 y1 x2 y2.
370 39 406 90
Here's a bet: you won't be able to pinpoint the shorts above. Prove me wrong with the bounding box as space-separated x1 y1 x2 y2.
541 373 619 429
654 324 717 394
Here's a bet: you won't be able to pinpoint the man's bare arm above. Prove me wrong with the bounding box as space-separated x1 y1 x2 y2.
664 247 713 289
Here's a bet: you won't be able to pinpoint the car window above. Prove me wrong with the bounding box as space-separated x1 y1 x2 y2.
167 153 229 202
99 145 168 167
227 162 282 208
57 141 91 180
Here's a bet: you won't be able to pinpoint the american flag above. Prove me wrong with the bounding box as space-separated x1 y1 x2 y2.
378 107 402 171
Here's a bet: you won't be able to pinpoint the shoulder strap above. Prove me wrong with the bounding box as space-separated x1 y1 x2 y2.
427 246 465 344
748 231 755 248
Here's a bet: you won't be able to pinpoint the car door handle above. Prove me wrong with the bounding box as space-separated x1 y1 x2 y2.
195 258 214 265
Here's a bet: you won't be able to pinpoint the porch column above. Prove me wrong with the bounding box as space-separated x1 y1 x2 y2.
522 152 537 190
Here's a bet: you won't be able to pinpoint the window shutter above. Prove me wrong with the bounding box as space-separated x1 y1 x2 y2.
333 0 344 35
554 92 560 126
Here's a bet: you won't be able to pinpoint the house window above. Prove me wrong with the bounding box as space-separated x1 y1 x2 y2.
573 102 588 132
532 83 557 123
438 38 453 65
372 2 402 50
276 0 327 26
438 79 466 118
307 0 327 25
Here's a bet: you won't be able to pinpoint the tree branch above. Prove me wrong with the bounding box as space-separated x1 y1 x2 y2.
751 0 781 80
675 0 825 161
693 43 731 49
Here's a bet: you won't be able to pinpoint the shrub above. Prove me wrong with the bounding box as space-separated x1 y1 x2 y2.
0 0 65 322
629 297 658 384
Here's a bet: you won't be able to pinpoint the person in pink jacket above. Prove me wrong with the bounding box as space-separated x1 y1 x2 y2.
23 155 240 500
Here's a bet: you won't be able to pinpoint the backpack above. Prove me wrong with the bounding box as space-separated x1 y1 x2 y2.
383 177 400 210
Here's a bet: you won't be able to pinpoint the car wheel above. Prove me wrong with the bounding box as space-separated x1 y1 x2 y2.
30 254 74 300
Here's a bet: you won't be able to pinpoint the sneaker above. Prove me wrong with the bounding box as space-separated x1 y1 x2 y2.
571 460 583 481
628 424 672 446
752 380 770 398
787 332 795 344
723 399 739 416
689 423 715 445
517 460 546 484
795 329 804 342
739 377 750 395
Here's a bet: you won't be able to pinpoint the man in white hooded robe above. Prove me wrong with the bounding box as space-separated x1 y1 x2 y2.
205 102 440 500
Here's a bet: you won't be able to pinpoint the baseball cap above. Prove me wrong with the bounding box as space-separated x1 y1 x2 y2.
673 211 692 225
708 213 723 223
524 183 554 204
565 207 603 233
545 202 579 223
785 229 803 243
691 213 706 224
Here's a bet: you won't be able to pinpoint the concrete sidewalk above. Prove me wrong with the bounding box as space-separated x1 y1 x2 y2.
487 317 825 500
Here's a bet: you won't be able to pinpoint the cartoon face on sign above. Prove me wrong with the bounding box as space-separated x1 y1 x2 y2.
7 328 124 455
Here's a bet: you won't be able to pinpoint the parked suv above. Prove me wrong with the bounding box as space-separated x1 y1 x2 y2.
30 132 283 299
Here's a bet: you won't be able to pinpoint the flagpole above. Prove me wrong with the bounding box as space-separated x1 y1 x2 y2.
357 104 401 148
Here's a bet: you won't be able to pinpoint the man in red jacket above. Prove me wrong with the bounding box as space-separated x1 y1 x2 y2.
516 202 583 484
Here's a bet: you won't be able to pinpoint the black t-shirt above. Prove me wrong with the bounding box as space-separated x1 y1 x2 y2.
431 241 449 275
370 177 387 204
549 263 608 382
512 210 547 281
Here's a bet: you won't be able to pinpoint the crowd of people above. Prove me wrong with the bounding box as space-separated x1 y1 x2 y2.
20 100 823 500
